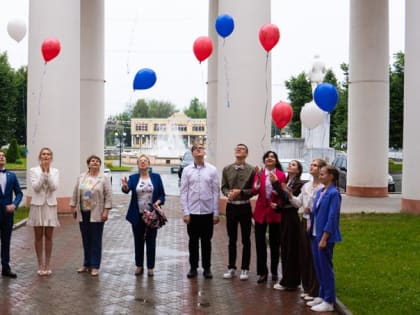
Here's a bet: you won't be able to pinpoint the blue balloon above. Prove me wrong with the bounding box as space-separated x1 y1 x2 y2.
215 14 235 38
133 68 157 90
313 83 339 112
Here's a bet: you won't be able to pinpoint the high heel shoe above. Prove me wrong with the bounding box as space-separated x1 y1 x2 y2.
77 266 90 273
147 269 154 277
91 269 99 277
257 274 268 283
135 267 143 276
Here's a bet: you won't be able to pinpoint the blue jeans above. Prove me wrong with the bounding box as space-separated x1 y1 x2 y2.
132 220 157 269
79 211 104 269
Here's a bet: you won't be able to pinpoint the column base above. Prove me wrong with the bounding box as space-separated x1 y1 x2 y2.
26 196 72 213
401 198 420 214
346 186 388 197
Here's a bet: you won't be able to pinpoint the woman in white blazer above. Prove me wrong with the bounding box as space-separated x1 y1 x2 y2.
70 155 112 277
27 147 60 276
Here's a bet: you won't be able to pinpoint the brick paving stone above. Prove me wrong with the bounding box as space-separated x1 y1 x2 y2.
0 194 341 314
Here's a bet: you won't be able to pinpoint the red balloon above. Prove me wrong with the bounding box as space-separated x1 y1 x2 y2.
272 101 293 129
259 24 280 52
193 36 213 63
41 38 61 62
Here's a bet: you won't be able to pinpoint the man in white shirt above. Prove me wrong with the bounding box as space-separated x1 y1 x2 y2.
180 144 220 279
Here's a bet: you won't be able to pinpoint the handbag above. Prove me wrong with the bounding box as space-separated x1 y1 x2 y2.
142 204 167 229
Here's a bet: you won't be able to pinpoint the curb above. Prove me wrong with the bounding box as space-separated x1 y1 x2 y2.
336 298 353 315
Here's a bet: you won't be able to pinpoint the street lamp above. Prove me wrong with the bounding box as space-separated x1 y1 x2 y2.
115 131 126 167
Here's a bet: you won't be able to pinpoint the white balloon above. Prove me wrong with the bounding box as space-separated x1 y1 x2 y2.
300 101 325 129
7 19 27 43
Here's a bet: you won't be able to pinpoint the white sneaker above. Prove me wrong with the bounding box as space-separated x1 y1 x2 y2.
304 295 314 301
311 301 334 312
300 293 308 298
223 268 236 279
273 283 286 290
306 297 323 307
239 270 249 280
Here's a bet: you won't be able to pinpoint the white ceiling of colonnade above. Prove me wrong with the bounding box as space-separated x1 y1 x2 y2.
0 1 405 117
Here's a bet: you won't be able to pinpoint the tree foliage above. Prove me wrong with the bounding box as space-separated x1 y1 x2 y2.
389 51 404 149
0 52 27 147
284 72 312 137
184 97 207 118
6 138 20 163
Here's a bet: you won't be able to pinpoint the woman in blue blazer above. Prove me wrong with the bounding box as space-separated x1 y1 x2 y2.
122 154 165 277
307 165 342 313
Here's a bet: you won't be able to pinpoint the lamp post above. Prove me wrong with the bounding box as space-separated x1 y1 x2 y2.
115 131 126 167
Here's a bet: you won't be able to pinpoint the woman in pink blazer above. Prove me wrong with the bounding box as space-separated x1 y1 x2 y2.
27 147 60 276
252 151 286 283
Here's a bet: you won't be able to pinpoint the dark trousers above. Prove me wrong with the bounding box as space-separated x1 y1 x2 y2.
226 203 252 270
254 221 280 276
79 211 104 269
312 238 336 303
299 218 319 297
187 213 214 270
132 220 157 269
0 211 13 270
279 207 301 288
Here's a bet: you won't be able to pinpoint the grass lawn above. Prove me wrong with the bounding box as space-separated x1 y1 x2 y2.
6 158 26 170
335 213 420 315
14 206 29 225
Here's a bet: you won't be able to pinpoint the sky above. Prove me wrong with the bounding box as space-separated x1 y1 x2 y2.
1 1 405 118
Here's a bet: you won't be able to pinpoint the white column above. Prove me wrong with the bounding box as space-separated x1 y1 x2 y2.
206 0 219 164
401 0 420 213
347 0 389 196
27 0 81 210
207 0 271 171
80 0 105 170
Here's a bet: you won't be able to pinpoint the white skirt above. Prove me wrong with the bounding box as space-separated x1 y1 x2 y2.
27 203 60 227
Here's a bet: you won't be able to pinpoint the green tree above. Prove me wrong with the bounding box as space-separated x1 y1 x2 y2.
284 72 312 137
0 52 19 147
389 51 404 149
132 99 150 118
6 138 20 163
148 99 176 118
329 63 349 149
14 66 27 146
184 97 207 118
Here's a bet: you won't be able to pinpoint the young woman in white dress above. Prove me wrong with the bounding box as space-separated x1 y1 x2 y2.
27 147 60 276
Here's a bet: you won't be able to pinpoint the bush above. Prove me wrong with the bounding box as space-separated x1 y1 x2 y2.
6 139 20 163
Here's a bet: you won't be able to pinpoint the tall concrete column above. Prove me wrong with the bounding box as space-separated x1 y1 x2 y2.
27 0 81 210
206 0 219 164
401 0 420 213
207 0 271 171
80 0 105 169
347 0 389 196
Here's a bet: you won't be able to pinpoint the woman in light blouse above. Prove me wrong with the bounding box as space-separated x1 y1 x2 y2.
70 155 112 277
27 147 60 276
122 154 165 277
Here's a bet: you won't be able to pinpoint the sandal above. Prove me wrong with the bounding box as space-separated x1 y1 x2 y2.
37 270 45 276
77 266 90 273
91 269 99 277
45 270 52 276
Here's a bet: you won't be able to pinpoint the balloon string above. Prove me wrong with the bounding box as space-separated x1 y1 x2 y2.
222 39 230 108
260 52 270 152
32 63 47 145
201 63 206 104
126 10 139 75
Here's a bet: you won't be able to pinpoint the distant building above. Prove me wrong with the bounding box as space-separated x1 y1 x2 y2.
130 112 207 154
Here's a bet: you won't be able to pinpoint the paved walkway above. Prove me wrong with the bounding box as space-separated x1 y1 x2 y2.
0 194 351 315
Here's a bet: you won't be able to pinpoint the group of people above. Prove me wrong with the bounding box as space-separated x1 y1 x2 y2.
179 143 342 313
0 148 113 278
0 143 341 312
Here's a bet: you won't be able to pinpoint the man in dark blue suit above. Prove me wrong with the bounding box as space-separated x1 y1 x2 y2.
0 150 23 278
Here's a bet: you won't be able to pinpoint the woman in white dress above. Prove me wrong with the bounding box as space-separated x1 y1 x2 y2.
27 147 60 276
